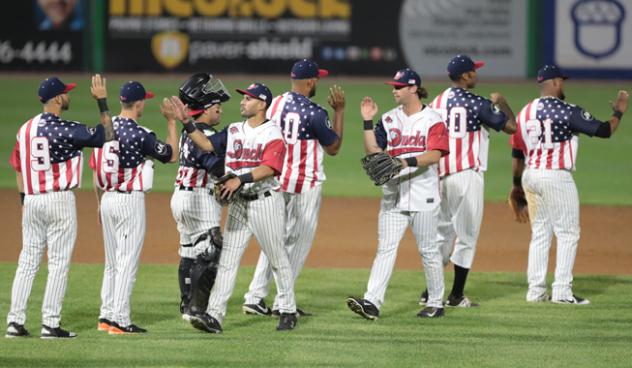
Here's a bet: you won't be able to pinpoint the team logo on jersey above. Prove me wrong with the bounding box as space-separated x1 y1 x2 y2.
388 128 426 148
151 31 189 70
227 139 264 161
492 105 502 114
154 142 167 154
384 116 393 124
230 126 239 134
580 109 593 121
85 126 96 135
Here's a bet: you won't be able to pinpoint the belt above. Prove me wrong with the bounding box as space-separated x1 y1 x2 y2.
179 185 214 195
239 191 272 202
116 190 132 194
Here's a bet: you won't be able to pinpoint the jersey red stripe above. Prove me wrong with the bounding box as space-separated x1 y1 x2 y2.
65 159 73 188
455 137 462 172
467 131 475 168
127 167 136 191
52 162 61 191
559 141 566 169
190 167 198 187
269 95 284 118
24 120 34 195
545 148 553 169
38 170 47 193
282 143 294 191
294 140 308 193
310 140 318 188
116 167 125 190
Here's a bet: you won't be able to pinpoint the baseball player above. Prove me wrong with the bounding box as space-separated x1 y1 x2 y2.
510 65 628 304
6 75 114 339
91 81 178 334
170 73 230 321
418 54 517 307
347 68 450 319
169 82 298 333
242 58 345 316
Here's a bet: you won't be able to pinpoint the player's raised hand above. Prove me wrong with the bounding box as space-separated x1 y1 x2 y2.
490 92 507 105
360 96 378 120
160 97 177 121
169 96 190 122
611 90 629 114
327 85 346 112
91 74 107 100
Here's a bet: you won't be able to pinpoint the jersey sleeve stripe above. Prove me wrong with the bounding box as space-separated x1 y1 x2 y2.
23 118 34 195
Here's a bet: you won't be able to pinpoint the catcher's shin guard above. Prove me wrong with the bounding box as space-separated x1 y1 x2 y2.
178 256 195 313
189 227 223 314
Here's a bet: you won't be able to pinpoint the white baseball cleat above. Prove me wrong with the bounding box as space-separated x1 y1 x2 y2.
526 293 551 303
551 295 590 305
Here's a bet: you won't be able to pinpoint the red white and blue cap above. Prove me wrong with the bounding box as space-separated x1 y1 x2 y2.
120 81 155 102
537 64 569 83
236 82 273 107
385 68 421 87
447 54 485 77
38 77 76 103
290 59 329 79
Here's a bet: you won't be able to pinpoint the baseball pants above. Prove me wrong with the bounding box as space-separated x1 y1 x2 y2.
7 191 77 328
206 191 296 324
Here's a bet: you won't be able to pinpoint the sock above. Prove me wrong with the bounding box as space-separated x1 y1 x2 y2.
451 264 470 298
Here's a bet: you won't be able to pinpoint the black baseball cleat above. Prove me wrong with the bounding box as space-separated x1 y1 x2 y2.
242 300 272 316
5 322 29 338
108 322 147 335
277 313 297 331
416 307 445 318
446 294 479 308
346 297 379 320
41 325 77 339
272 307 312 317
190 313 222 334
419 289 428 306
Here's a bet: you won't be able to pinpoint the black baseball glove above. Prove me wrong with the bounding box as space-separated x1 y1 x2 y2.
361 152 403 186
214 172 243 206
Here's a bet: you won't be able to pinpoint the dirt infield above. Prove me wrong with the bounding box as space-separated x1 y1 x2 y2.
2 189 631 274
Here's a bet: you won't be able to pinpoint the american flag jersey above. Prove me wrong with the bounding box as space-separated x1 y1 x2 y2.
430 87 507 176
210 120 286 194
90 116 172 192
266 92 338 193
9 112 105 195
511 97 602 171
374 105 449 211
174 124 224 189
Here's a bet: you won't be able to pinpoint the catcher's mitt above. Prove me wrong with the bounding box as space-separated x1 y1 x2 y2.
361 152 403 186
214 172 243 206
508 186 529 223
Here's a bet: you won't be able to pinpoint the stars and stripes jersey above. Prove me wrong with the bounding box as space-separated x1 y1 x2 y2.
429 87 508 177
90 116 173 192
374 105 449 211
9 112 105 195
174 124 224 189
266 92 338 193
210 120 286 194
510 97 601 171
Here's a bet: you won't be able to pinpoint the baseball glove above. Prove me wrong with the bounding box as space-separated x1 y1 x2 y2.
361 152 403 186
508 186 529 223
214 172 243 206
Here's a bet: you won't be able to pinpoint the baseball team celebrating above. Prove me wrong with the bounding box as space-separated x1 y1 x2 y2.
6 55 629 338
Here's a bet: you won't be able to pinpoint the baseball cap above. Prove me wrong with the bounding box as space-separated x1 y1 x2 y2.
236 82 273 107
447 54 485 78
120 81 155 102
290 59 329 79
38 77 76 103
537 64 569 83
385 68 421 87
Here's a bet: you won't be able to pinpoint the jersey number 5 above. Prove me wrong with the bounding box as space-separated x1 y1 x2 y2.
283 112 301 145
102 141 120 173
525 119 554 149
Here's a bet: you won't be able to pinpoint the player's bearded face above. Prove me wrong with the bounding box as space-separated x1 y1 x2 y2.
60 94 70 110
239 96 258 118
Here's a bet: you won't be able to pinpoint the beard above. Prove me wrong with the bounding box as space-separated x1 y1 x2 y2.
61 101 69 111
309 85 316 98
559 92 566 101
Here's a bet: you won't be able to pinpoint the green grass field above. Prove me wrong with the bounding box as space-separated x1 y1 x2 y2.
0 75 631 204
1 263 631 367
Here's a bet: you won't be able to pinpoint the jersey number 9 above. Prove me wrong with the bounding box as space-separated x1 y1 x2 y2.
30 136 51 171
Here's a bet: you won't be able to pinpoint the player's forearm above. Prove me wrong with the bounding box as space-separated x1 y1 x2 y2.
183 118 214 152
15 172 24 193
96 98 115 142
332 109 344 145
250 165 275 182
608 114 622 135
363 130 381 154
403 150 442 168
165 121 179 163
497 101 517 134
512 158 525 186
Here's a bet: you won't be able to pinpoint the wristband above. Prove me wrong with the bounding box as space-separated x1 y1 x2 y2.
513 176 522 187
363 120 374 130
405 157 417 167
19 192 25 205
238 172 254 184
613 110 623 120
184 118 196 134
97 98 109 113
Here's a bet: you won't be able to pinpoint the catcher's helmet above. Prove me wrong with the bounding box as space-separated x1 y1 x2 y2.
178 73 230 111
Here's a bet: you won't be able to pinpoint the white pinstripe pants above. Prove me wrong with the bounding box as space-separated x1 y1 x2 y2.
170 188 222 259
243 186 322 308
206 191 296 323
99 191 146 326
7 191 77 328
523 169 580 301
436 170 484 269
364 203 445 309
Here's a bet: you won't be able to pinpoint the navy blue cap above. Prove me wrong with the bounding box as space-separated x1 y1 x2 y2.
38 77 76 103
120 81 155 102
537 64 569 83
385 68 421 87
290 59 329 79
236 82 273 107
447 54 485 77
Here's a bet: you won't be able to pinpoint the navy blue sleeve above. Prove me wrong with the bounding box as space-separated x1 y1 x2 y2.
71 124 105 148
142 132 173 164
209 127 228 158
568 105 601 136
374 119 387 150
477 99 508 132
197 151 223 173
310 109 338 146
